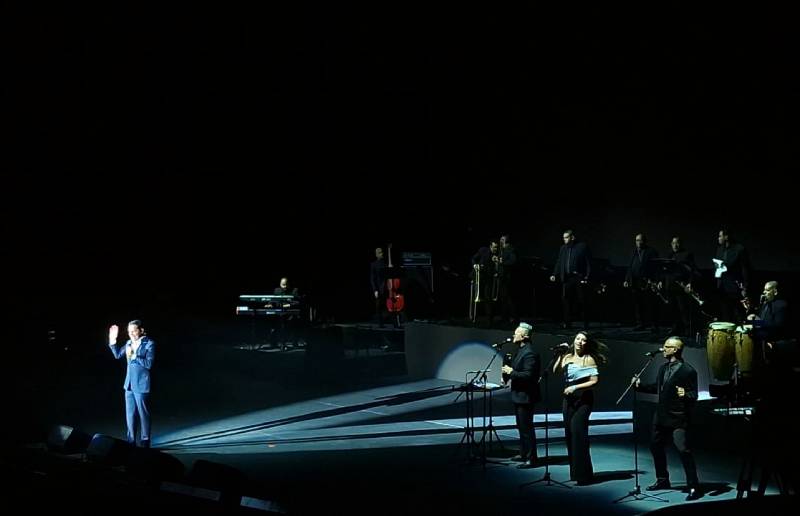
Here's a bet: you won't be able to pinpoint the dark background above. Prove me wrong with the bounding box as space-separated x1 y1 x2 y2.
5 4 798 346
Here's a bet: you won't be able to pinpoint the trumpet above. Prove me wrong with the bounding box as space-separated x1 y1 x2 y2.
675 281 705 306
645 279 669 304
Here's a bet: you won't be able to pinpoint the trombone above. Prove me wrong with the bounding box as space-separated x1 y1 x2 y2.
469 264 482 322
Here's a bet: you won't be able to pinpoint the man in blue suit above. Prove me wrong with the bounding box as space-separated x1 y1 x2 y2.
108 320 155 448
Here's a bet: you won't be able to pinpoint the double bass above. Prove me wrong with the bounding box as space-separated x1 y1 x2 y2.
386 243 405 315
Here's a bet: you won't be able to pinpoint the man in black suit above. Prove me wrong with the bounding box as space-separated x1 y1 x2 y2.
634 337 702 501
370 247 387 326
550 230 592 329
624 233 660 331
748 281 788 343
272 277 300 350
714 229 751 323
501 322 542 469
664 236 701 337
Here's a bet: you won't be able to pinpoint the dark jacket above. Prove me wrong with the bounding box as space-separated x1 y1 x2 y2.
666 249 700 284
553 241 592 282
625 245 659 284
370 259 386 293
716 242 751 293
509 343 541 405
638 360 697 428
757 298 789 341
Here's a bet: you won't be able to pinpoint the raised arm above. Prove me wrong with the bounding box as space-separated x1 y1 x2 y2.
108 324 126 359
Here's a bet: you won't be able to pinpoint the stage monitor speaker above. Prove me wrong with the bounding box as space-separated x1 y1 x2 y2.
46 424 92 454
86 433 134 466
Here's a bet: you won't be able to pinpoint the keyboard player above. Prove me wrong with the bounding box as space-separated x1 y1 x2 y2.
274 277 299 298
272 277 300 350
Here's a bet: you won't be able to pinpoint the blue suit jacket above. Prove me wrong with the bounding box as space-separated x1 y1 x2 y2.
109 336 155 393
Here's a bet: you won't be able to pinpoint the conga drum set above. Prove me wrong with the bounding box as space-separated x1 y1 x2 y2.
706 322 755 382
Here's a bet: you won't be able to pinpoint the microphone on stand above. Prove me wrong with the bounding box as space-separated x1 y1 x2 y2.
644 348 664 357
550 343 570 352
491 337 513 349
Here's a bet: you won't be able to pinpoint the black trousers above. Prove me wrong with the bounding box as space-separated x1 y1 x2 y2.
374 288 387 326
514 402 537 462
498 278 516 324
563 390 594 482
668 286 692 334
718 290 744 324
631 282 659 327
650 424 699 488
561 276 587 327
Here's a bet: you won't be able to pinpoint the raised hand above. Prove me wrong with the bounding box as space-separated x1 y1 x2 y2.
109 324 119 343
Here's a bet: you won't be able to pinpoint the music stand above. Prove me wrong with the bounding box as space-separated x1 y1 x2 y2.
455 350 507 468
477 380 507 464
521 351 571 489
613 355 668 504
455 377 479 463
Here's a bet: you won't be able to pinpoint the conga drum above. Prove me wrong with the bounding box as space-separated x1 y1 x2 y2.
707 322 736 381
734 325 754 377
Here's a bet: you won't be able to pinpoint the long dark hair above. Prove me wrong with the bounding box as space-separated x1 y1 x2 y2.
575 330 608 366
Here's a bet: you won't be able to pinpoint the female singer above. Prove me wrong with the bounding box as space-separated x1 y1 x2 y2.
552 331 608 484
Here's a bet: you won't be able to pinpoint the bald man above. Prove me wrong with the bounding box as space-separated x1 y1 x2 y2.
634 337 701 501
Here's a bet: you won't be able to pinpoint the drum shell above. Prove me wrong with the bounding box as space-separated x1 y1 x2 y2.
707 324 736 381
735 326 754 377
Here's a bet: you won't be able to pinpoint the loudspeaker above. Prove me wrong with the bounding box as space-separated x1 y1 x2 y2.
46 424 92 454
86 434 134 465
125 447 185 482
187 459 246 505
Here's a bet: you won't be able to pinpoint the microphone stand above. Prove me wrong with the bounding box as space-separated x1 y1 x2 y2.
613 354 667 504
521 350 571 489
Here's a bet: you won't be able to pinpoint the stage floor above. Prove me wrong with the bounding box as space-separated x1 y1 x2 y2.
11 323 789 515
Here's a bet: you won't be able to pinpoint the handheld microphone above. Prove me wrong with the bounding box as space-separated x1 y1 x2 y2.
491 337 513 349
550 343 570 351
644 348 664 357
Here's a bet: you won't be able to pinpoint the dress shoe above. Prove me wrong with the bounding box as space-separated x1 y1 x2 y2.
508 454 526 462
685 487 701 501
646 479 671 491
516 459 540 469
